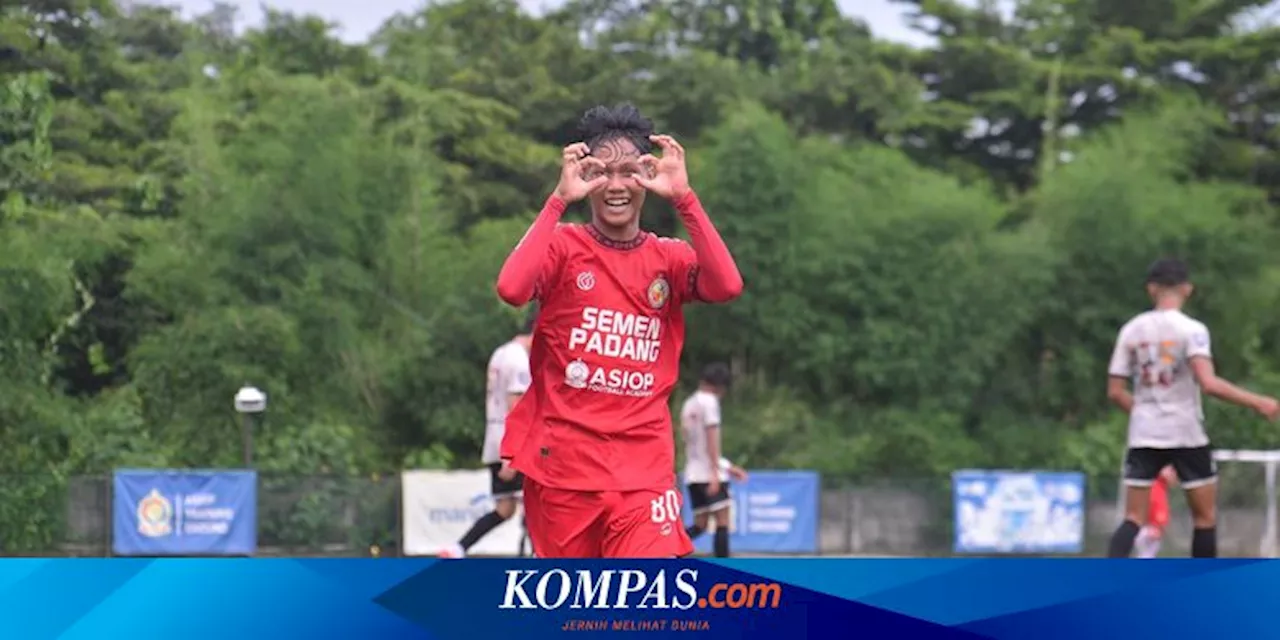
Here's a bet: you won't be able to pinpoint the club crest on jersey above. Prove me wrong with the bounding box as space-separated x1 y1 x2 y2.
647 276 670 309
565 359 589 389
576 271 595 291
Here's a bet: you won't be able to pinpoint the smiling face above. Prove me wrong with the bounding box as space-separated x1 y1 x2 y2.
584 136 648 238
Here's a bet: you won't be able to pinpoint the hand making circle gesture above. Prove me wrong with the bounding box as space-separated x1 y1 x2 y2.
554 143 608 203
635 134 691 200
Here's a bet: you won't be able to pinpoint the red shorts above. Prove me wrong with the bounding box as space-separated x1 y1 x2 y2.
523 478 695 558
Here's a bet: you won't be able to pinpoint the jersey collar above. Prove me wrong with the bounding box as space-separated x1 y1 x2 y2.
585 223 648 251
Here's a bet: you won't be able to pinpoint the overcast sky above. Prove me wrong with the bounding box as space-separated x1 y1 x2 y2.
156 0 931 46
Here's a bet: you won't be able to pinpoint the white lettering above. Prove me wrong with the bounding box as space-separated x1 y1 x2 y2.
672 570 699 610
637 570 669 609
749 521 792 533
184 508 235 520
184 493 216 507
749 507 796 519
571 307 663 364
183 522 229 535
614 570 648 609
536 569 572 609
571 570 613 608
500 570 538 609
498 569 706 611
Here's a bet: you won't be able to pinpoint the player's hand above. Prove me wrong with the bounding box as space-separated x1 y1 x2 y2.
1255 395 1280 421
707 477 722 497
634 135 691 201
554 143 608 203
498 461 517 481
729 466 748 482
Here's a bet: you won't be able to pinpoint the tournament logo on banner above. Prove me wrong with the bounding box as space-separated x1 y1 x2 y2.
112 469 258 556
952 469 1085 554
681 470 820 554
401 470 526 556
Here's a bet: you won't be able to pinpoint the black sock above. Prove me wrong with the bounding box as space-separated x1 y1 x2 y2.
1192 527 1217 558
713 528 729 558
1108 520 1141 558
686 525 704 539
459 511 508 551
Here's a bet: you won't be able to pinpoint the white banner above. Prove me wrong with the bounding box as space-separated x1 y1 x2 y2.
401 469 526 557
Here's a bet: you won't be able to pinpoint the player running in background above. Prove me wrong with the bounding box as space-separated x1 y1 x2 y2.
494 103 743 558
1105 258 1279 558
1133 465 1175 558
680 362 747 557
439 310 536 558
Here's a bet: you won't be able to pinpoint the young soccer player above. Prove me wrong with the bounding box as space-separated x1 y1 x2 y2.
494 103 743 558
439 311 536 558
1134 465 1175 558
1105 258 1280 558
680 362 748 557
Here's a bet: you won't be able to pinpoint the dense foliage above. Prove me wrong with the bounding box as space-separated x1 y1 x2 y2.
4 0 1280 548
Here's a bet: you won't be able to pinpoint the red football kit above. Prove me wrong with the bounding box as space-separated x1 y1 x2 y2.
495 189 741 558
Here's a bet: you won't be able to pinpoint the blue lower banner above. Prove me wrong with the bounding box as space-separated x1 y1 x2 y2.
111 469 258 556
952 469 1086 554
1 558 1276 639
680 470 820 554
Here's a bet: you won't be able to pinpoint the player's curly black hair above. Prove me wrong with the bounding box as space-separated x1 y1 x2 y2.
1146 258 1190 286
578 103 655 155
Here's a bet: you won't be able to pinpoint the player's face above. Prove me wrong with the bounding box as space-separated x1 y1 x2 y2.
586 137 647 232
1146 282 1193 303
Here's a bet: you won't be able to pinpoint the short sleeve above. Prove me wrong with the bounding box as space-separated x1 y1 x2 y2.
1187 323 1212 360
532 226 571 303
1107 329 1132 378
665 239 701 305
702 395 721 428
505 352 531 395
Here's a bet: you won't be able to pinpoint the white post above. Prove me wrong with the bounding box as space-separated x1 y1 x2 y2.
1265 460 1277 558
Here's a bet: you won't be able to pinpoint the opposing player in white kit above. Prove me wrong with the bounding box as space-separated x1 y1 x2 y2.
680 363 747 557
439 310 536 558
1105 258 1280 558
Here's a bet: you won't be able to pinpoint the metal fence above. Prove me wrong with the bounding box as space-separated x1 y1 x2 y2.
1 471 1273 557
0 475 401 558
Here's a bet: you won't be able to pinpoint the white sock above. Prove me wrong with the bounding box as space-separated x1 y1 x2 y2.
1134 527 1162 558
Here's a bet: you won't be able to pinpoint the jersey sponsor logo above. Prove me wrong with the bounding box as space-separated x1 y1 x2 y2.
565 359 590 389
647 276 670 309
569 307 662 363
591 365 656 396
562 359 656 397
576 271 596 291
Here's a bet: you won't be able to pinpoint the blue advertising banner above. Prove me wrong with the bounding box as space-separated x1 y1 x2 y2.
681 470 819 554
952 469 1086 554
112 469 257 556
1 558 1277 639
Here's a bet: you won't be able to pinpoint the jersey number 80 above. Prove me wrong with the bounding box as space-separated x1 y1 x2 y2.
650 490 682 524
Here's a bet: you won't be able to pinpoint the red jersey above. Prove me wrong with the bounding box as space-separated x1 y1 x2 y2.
497 190 741 493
